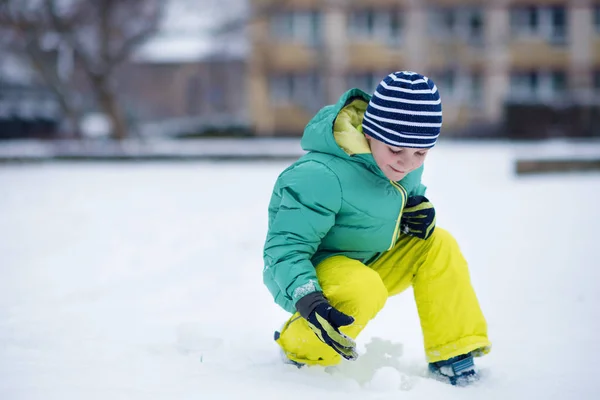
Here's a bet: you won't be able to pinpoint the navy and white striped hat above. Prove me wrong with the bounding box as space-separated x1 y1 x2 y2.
363 71 442 148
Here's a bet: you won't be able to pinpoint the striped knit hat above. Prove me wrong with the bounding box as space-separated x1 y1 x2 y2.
363 71 442 148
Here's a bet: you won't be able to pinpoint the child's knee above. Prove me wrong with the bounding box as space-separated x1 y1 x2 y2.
326 267 387 322
417 227 469 280
428 227 459 249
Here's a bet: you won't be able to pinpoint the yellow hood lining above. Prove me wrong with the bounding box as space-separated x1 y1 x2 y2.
333 99 372 156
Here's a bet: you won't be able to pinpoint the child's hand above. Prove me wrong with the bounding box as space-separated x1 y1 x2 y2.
295 292 358 361
401 196 436 240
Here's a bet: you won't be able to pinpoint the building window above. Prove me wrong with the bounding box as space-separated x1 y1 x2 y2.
510 6 567 45
593 70 600 99
468 72 484 106
347 72 381 93
441 10 456 33
510 6 538 34
432 70 456 98
426 70 482 107
594 5 600 33
269 11 322 46
270 74 295 103
203 63 228 113
269 72 322 110
429 7 485 46
186 76 202 115
209 85 226 113
348 10 376 37
511 71 539 100
550 71 567 95
510 70 567 101
348 9 404 45
550 6 567 42
390 12 402 41
467 9 484 43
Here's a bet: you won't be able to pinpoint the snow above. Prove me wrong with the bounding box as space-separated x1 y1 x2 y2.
0 138 304 161
1 143 599 400
134 35 217 63
511 139 600 160
81 113 112 139
1 138 599 162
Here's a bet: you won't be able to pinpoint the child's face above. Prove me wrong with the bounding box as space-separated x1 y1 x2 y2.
366 135 429 181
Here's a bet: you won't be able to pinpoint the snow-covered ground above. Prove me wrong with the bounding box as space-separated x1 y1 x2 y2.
1 143 599 400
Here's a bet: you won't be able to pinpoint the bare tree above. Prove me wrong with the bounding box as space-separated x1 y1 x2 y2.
0 0 164 140
0 0 84 137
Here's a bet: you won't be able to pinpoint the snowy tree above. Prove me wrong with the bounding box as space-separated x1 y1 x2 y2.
0 0 164 140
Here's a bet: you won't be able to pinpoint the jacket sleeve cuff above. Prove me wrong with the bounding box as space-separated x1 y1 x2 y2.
295 291 327 319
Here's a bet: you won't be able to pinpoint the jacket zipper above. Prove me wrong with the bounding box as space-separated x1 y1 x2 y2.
387 181 407 251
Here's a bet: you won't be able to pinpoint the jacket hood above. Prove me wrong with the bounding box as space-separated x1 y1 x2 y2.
300 88 427 188
301 89 371 158
300 88 381 171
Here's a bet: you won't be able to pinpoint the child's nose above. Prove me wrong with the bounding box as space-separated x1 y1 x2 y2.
396 155 410 168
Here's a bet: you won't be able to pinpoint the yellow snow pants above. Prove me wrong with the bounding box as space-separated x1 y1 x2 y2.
276 228 491 366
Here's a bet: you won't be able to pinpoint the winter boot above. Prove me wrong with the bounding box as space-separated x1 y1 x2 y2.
428 352 479 386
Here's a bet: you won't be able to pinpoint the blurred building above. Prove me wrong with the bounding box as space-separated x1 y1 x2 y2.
119 56 247 137
0 54 61 139
117 0 250 137
0 84 60 139
248 0 600 137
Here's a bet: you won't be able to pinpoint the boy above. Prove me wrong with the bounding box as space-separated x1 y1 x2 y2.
262 71 491 386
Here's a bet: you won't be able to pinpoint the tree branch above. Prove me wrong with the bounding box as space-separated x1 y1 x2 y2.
99 0 112 73
107 2 163 71
42 0 98 75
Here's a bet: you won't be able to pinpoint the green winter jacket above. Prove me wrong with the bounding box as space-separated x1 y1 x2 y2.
263 88 427 314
